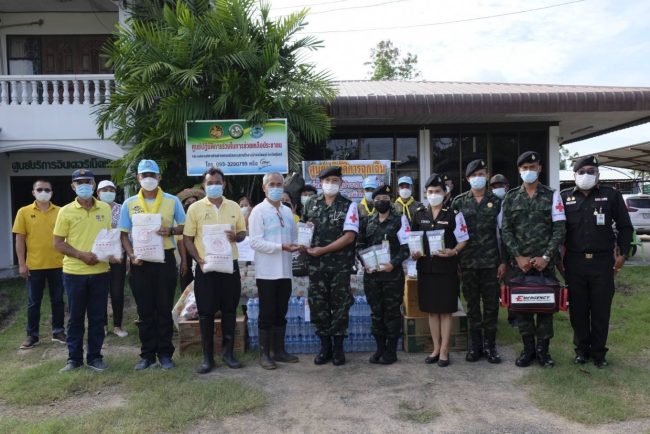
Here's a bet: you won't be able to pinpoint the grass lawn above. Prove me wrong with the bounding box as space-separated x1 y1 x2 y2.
0 278 265 434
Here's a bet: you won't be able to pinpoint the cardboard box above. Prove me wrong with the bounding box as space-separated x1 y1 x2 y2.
403 278 427 318
404 314 468 336
402 313 469 353
178 316 246 354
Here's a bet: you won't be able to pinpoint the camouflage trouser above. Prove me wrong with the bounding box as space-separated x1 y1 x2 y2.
508 268 554 340
364 276 404 338
308 268 354 337
461 268 500 333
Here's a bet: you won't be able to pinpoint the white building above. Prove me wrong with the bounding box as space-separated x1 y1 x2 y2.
2 1 650 272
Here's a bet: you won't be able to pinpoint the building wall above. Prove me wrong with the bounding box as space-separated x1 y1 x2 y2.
0 12 118 74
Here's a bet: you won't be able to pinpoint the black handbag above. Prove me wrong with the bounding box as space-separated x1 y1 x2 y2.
502 272 566 314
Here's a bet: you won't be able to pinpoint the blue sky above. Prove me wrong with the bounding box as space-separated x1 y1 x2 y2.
270 0 650 156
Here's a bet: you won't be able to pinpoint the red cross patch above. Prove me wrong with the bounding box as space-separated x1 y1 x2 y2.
555 202 564 212
460 223 467 232
348 213 358 223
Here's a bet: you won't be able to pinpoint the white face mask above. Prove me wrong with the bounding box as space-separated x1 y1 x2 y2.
322 182 340 196
445 185 452 194
300 195 310 206
34 191 52 202
492 187 506 199
99 191 116 204
139 177 159 192
399 188 412 200
575 173 597 190
240 206 250 216
364 191 374 202
427 193 445 207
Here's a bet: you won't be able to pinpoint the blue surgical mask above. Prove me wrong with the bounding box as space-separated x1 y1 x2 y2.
364 191 374 202
492 187 506 199
75 184 94 199
520 170 539 184
469 176 487 190
99 191 116 204
268 187 283 202
205 184 223 198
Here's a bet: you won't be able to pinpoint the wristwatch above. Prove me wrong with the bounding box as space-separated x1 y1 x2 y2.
542 255 551 262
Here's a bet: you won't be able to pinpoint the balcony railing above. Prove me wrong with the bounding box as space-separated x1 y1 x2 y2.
0 74 115 106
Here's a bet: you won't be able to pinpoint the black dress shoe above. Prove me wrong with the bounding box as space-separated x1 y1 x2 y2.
437 358 450 367
574 354 588 365
594 359 608 368
424 355 439 364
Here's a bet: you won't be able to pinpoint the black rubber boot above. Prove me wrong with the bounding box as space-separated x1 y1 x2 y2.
465 329 484 362
258 328 277 370
369 335 386 364
515 335 536 367
483 330 502 364
380 336 398 365
221 335 242 369
196 317 215 374
271 325 299 363
314 335 333 365
332 336 346 366
536 338 555 368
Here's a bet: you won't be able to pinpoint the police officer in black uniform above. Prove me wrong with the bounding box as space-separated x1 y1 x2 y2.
561 155 633 368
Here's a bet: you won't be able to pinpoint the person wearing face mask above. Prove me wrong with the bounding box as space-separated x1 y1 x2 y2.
501 151 566 368
176 188 206 294
411 173 469 367
357 185 410 365
301 166 360 366
394 176 423 223
248 172 302 369
183 167 247 373
119 159 186 371
298 185 317 217
489 174 510 200
13 180 66 350
560 156 632 369
451 160 506 364
238 196 252 228
53 170 113 373
281 190 300 223
442 174 455 208
96 180 128 338
359 176 379 221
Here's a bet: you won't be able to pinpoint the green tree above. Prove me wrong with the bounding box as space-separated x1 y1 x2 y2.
560 147 579 170
96 0 336 198
365 40 420 80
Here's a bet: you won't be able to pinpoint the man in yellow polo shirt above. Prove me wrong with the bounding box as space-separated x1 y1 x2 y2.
12 179 65 350
184 167 247 373
53 170 112 373
119 159 186 371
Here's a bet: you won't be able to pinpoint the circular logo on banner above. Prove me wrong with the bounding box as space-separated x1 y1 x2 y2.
229 124 244 139
209 125 224 139
250 124 264 139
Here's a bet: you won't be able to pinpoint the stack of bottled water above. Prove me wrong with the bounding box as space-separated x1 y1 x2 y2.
247 296 401 353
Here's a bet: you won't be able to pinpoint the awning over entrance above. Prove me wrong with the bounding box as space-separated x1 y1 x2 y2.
575 141 650 172
329 81 650 145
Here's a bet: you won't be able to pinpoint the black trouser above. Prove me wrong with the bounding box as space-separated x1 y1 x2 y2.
106 254 126 328
257 278 292 330
194 262 241 338
564 251 615 360
129 249 177 361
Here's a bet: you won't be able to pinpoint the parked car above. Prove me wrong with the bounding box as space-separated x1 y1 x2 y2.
623 194 650 234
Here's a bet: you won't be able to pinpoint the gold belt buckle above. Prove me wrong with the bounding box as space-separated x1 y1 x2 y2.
585 253 593 259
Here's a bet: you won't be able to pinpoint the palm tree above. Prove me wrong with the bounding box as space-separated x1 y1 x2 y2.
96 0 336 198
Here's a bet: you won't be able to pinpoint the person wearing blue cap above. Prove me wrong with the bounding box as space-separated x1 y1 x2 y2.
394 176 423 223
53 169 113 372
358 176 379 221
118 159 186 370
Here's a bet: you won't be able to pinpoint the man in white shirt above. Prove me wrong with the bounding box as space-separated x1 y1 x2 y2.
249 172 301 369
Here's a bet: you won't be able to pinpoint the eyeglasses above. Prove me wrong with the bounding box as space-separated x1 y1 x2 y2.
276 210 285 228
35 188 52 193
577 168 598 175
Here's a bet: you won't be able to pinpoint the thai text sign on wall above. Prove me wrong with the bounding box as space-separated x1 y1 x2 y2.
302 160 391 202
186 119 288 176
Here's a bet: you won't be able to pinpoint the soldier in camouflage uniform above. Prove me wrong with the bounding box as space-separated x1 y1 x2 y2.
501 151 566 368
357 185 410 365
452 160 507 364
302 166 359 366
